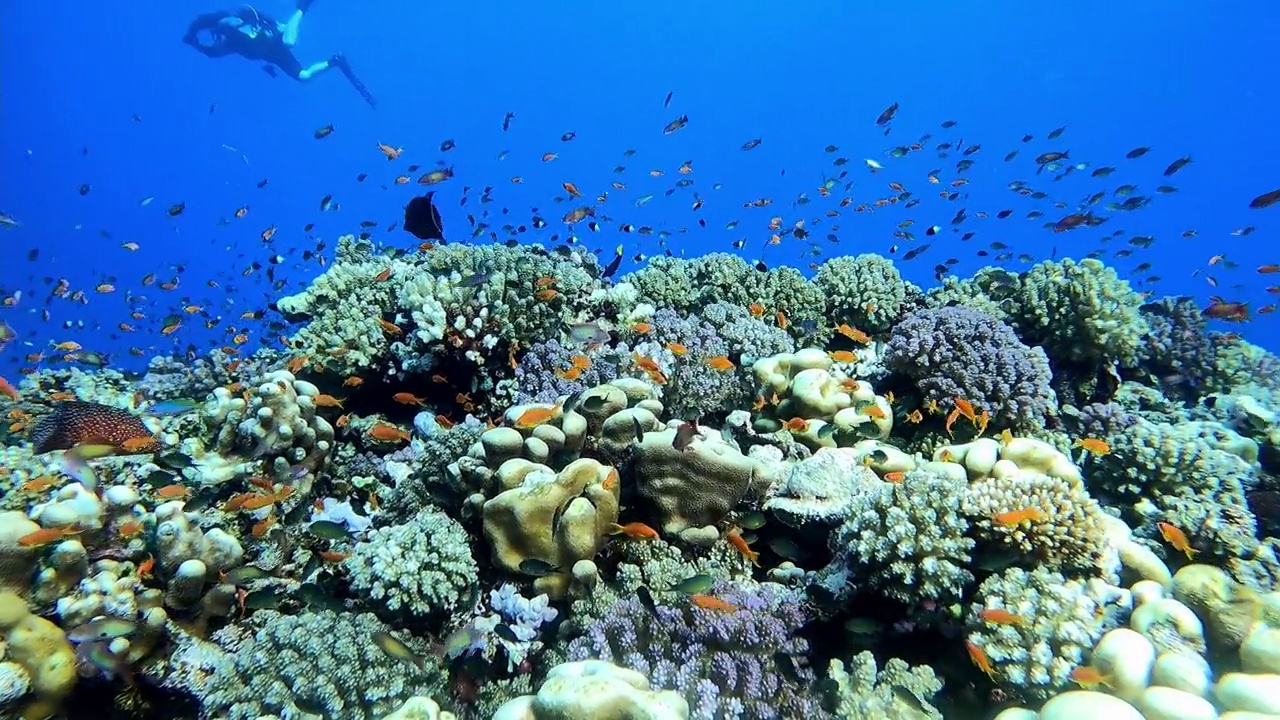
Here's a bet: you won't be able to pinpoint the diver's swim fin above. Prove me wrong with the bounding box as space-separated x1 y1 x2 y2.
331 54 377 109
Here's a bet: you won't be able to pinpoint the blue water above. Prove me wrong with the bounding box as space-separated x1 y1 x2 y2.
2 0 1278 375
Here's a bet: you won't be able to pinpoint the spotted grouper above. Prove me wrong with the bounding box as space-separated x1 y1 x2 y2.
30 401 152 454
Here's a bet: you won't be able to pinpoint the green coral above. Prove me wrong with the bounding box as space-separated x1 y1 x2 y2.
923 266 1022 323
1207 337 1280 394
1012 258 1149 367
824 651 943 719
814 254 920 334
344 507 479 621
1088 417 1259 561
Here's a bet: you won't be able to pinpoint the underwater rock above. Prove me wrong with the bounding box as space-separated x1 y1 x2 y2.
493 659 689 720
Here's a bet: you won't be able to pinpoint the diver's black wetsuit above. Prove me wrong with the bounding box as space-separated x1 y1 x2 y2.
183 8 305 79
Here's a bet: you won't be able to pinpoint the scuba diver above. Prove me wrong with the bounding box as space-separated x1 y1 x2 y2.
184 1 377 106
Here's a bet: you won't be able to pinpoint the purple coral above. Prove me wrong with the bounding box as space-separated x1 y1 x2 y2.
565 582 822 720
884 306 1057 429
513 338 625 404
642 308 751 419
1075 401 1138 441
1139 297 1218 393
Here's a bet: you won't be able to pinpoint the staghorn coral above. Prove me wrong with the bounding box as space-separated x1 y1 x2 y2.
823 651 943 719
814 253 921 334
821 469 974 605
564 581 822 720
168 610 444 720
961 469 1111 577
380 419 487 520
344 507 478 622
884 306 1058 430
965 566 1126 700
1011 257 1150 368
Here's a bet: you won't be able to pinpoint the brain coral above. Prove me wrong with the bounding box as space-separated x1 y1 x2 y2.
883 306 1057 430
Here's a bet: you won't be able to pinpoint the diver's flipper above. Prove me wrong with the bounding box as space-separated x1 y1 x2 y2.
332 55 377 109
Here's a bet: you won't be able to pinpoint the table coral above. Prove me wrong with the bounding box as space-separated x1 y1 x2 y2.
564 581 823 720
345 506 479 621
884 305 1057 431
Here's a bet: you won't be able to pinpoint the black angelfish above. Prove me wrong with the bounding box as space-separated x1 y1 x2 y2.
404 191 444 241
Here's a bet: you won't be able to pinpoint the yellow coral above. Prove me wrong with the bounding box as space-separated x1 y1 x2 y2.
0 591 77 720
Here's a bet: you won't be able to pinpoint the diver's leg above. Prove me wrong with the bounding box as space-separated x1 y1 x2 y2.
296 59 332 81
281 0 314 47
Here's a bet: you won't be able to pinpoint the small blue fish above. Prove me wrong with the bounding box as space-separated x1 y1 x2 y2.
146 399 201 416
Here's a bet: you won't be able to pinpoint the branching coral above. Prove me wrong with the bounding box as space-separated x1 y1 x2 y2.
884 306 1057 430
345 507 478 622
170 610 444 720
822 470 974 605
823 651 943 719
1138 296 1218 393
564 581 822 720
1011 257 1149 368
961 469 1110 577
814 253 921 334
965 566 1126 700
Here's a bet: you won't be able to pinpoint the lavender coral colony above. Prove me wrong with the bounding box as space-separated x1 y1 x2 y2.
1 126 1279 720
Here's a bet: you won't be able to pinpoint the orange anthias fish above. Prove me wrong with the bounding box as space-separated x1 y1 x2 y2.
978 608 1026 626
705 356 736 371
18 525 85 548
726 529 760 566
1069 665 1111 689
1075 438 1111 455
992 508 1049 526
953 397 977 422
965 640 997 680
689 594 739 613
392 392 428 407
835 324 871 344
609 522 659 540
514 405 560 429
1157 521 1198 560
0 376 20 401
367 423 411 443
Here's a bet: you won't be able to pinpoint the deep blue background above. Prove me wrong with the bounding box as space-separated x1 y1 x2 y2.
2 1 1278 377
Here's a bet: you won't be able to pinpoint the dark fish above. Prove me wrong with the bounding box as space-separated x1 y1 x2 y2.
1163 156 1192 176
243 588 285 609
493 624 520 643
223 565 270 586
372 631 426 671
741 138 762 151
1035 151 1068 165
309 520 350 540
875 102 899 126
602 245 623 278
518 558 559 577
637 585 657 613
631 417 645 443
502 112 514 131
167 202 186 217
1249 189 1280 209
663 91 673 108
1125 146 1150 159
738 511 766 530
662 114 689 135
1047 126 1066 140
314 124 335 139
440 139 456 151
560 131 576 142
404 192 444 240
672 421 700 452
